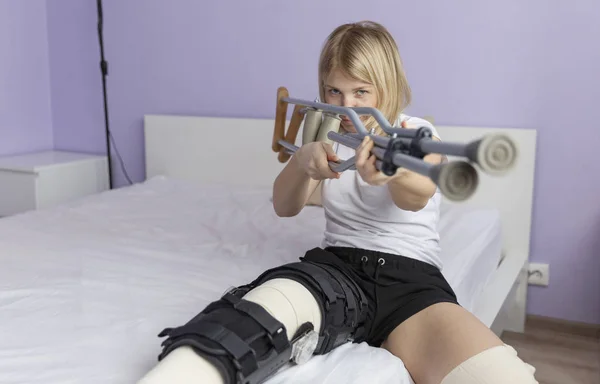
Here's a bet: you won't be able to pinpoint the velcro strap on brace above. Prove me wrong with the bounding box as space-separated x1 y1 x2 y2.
163 320 259 375
157 295 291 384
221 292 289 353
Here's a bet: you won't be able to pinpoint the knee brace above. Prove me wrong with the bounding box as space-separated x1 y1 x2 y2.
441 344 539 384
247 256 369 354
152 257 368 384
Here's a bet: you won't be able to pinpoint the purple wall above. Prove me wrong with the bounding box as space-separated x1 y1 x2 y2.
0 0 53 155
46 1 600 324
46 0 105 155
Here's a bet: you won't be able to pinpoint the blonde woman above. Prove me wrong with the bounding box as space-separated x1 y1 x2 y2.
273 21 538 384
139 21 538 384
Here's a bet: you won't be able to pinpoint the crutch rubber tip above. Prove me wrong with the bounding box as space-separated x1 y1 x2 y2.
315 113 341 145
433 161 479 202
302 108 323 145
469 134 518 175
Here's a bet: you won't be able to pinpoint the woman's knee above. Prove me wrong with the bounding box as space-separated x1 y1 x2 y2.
440 344 538 384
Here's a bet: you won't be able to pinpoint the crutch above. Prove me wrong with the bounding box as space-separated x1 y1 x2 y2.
272 87 518 201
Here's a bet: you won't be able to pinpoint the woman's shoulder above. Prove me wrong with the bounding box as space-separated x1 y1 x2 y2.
395 113 441 140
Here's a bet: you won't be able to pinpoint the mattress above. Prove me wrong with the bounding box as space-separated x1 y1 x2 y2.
0 176 502 384
438 201 503 313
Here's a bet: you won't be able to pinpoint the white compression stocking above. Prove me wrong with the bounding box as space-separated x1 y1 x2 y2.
440 344 539 384
137 278 323 384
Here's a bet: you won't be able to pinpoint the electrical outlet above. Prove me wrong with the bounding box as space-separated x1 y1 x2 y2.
528 263 549 286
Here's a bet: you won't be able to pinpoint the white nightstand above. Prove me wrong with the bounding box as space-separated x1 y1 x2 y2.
0 150 110 217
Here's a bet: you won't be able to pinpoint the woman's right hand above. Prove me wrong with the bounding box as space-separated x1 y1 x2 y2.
294 142 341 180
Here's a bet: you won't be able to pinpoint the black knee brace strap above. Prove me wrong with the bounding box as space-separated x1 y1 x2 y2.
243 253 369 354
157 290 291 384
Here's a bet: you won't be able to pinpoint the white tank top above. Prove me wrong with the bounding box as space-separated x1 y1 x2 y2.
320 114 443 269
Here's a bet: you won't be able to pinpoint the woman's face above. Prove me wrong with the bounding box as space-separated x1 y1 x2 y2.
323 68 378 133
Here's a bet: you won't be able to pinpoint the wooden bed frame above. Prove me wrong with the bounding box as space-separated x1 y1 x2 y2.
142 113 537 336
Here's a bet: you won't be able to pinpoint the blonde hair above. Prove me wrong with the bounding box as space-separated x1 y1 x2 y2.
318 21 411 133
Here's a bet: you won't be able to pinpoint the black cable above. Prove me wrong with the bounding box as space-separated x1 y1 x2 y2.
96 0 133 187
109 129 134 185
96 0 113 189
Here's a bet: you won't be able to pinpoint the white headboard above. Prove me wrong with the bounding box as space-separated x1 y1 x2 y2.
144 115 290 188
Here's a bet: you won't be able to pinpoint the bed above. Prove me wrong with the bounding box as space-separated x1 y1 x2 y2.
0 113 536 384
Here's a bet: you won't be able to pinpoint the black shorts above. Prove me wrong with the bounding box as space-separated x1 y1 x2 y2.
301 246 459 347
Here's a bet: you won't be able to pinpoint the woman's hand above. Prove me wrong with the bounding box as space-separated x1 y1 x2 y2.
355 120 441 210
295 142 341 181
355 135 405 186
356 120 428 186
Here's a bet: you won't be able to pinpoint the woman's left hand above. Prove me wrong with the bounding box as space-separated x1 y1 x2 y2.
355 139 410 186
355 122 416 186
355 135 388 186
355 121 442 209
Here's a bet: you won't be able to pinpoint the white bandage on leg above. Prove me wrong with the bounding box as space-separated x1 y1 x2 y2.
242 278 322 338
137 278 323 384
441 344 538 384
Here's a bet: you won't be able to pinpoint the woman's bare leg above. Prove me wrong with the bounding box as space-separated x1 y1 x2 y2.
381 302 537 384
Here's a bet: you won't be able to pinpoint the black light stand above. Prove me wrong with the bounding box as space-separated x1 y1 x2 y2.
96 0 113 189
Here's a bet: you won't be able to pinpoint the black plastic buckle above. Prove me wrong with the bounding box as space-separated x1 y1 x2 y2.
381 137 405 176
381 126 433 176
409 127 433 159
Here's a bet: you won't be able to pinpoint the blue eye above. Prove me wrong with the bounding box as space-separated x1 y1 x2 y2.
329 89 340 95
356 90 367 96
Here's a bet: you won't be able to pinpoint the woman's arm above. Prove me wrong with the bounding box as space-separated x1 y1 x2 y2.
272 155 321 217
272 142 340 217
387 138 443 211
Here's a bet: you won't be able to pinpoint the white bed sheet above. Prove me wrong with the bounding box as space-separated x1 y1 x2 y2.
438 202 503 313
0 176 501 384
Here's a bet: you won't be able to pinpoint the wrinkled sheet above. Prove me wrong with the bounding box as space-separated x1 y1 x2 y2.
0 176 501 384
